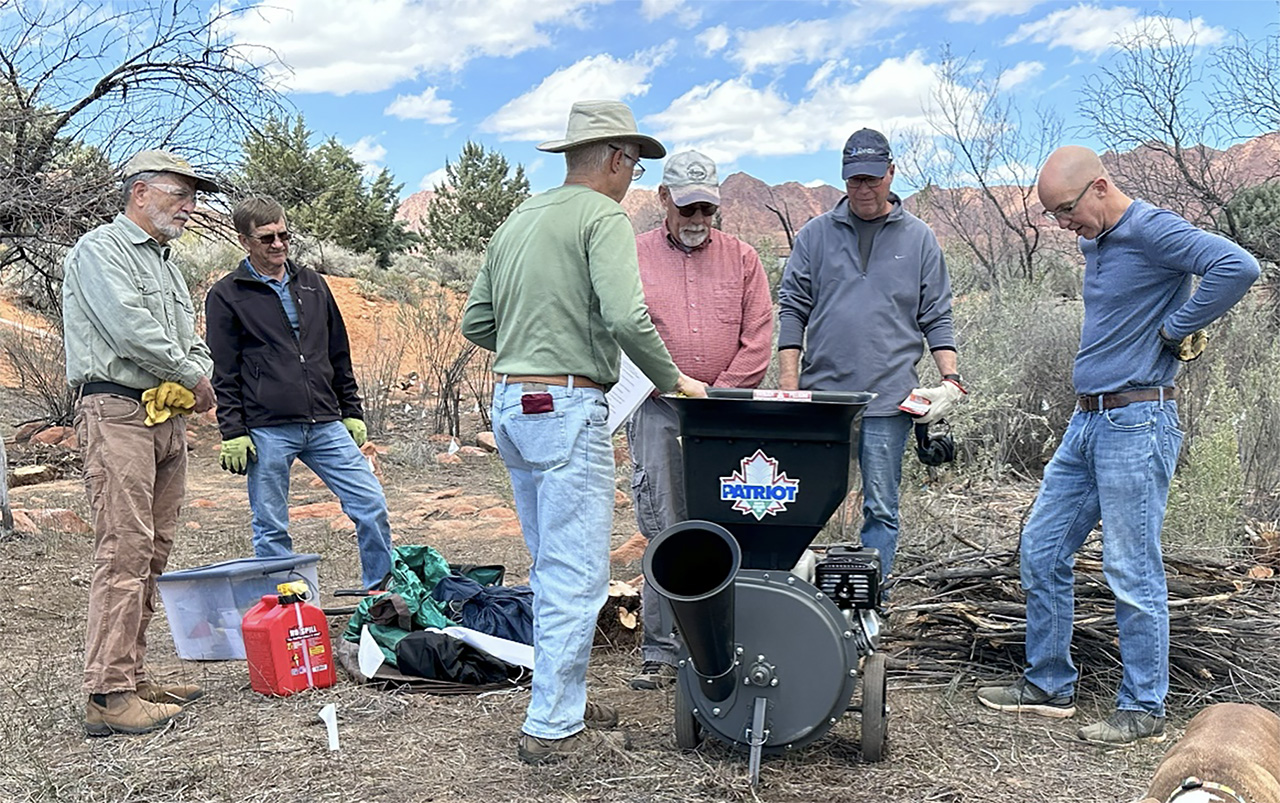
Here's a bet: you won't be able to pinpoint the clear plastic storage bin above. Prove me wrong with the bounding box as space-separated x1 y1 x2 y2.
156 554 321 660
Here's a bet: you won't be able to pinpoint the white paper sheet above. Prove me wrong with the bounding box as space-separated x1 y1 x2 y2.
435 626 535 670
358 624 385 678
605 353 656 435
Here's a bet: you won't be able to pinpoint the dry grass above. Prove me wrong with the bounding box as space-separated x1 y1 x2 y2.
0 399 1185 803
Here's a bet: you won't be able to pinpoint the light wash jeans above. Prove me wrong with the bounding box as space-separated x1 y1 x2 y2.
246 420 393 590
626 397 685 665
857 412 914 580
491 380 613 740
1021 400 1182 716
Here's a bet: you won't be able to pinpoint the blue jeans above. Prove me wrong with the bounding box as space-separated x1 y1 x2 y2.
1021 401 1182 716
857 413 914 579
491 380 612 740
626 397 684 665
246 421 393 590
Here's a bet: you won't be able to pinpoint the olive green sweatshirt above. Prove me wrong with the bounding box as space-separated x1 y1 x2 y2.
462 185 679 391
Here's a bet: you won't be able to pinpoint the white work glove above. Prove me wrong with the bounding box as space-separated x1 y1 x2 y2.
908 378 966 425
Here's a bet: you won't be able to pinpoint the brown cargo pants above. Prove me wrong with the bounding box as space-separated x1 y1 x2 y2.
75 393 187 694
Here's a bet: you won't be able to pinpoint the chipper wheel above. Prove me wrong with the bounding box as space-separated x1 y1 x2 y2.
674 678 702 750
860 652 888 762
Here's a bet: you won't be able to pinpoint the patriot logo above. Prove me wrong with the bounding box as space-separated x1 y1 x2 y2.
720 450 800 521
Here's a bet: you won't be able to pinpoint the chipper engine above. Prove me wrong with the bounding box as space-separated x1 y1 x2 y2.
642 388 888 786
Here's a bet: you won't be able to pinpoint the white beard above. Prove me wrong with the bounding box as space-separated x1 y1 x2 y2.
678 225 708 248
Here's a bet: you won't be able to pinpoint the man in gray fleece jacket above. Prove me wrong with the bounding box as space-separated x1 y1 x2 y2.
778 128 964 584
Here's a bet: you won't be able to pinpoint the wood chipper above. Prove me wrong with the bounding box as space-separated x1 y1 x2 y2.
642 388 887 786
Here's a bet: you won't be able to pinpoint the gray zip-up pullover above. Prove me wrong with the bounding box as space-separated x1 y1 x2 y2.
778 195 955 417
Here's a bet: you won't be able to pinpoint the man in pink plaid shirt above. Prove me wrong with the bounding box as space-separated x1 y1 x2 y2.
627 150 774 691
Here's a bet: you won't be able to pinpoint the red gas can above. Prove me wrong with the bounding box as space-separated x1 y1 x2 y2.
242 581 336 696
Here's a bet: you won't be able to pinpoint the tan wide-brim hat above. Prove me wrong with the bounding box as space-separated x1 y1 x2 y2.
122 150 221 193
537 100 666 159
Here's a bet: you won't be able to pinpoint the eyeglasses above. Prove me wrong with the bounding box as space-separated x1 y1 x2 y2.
1043 179 1098 221
609 144 645 180
249 231 292 245
677 203 718 218
846 175 885 189
147 183 199 202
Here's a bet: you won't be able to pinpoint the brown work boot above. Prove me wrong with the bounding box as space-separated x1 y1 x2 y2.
583 700 619 729
85 691 181 737
136 680 203 705
517 729 631 765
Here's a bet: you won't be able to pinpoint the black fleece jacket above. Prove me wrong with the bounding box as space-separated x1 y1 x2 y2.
205 259 363 439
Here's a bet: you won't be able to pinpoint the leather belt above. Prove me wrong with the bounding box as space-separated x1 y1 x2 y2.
497 373 604 391
1077 387 1177 412
78 381 145 401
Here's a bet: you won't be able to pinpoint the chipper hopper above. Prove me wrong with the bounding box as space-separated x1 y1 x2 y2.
642 388 887 786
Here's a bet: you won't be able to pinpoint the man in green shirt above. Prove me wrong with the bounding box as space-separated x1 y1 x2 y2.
463 99 706 764
63 150 217 736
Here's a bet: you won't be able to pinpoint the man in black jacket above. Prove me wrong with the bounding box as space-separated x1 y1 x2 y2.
205 196 393 589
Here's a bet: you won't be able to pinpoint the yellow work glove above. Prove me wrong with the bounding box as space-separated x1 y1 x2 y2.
342 417 368 447
1158 326 1207 362
908 378 967 425
219 436 256 475
141 382 197 426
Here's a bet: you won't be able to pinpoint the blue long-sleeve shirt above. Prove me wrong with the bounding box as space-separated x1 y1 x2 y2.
1074 200 1260 396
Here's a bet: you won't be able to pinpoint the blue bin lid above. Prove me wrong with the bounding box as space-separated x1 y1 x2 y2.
157 554 321 583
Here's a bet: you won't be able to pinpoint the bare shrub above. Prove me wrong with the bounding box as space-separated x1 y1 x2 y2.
355 320 407 439
400 283 480 437
431 250 484 290
947 281 1083 478
0 317 71 425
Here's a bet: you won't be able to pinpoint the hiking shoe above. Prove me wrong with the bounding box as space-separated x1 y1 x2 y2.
628 661 677 691
584 700 618 729
1076 710 1166 746
85 692 181 737
136 680 203 705
517 729 631 765
976 678 1076 718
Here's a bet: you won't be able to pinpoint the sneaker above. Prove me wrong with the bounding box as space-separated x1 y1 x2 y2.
976 678 1076 718
136 680 203 705
628 661 677 691
583 700 618 729
517 729 631 765
85 692 181 737
1076 710 1166 746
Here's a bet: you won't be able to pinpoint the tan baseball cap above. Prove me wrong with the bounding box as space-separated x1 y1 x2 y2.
663 150 719 206
122 150 221 193
537 100 666 159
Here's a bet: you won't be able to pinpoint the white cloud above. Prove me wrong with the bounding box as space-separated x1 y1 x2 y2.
420 166 449 191
217 0 610 95
879 0 1044 24
996 60 1044 91
384 87 456 124
1006 5 1226 54
348 136 387 179
645 52 951 165
482 45 672 142
803 179 828 188
696 24 730 54
640 0 701 27
722 7 904 72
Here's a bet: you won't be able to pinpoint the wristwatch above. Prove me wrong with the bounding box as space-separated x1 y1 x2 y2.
942 373 966 392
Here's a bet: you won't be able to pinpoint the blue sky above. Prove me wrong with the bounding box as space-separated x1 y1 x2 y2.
216 0 1278 198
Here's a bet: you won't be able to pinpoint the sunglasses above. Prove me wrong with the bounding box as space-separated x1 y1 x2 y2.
677 203 718 218
249 231 292 245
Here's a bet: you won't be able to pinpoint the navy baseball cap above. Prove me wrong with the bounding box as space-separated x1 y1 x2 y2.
842 128 892 180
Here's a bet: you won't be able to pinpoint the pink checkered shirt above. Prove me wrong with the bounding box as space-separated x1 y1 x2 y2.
634 227 773 387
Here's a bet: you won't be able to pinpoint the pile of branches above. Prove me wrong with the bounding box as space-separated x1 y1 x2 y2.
883 548 1280 707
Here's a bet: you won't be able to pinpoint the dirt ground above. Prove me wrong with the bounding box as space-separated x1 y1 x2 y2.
0 377 1182 803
